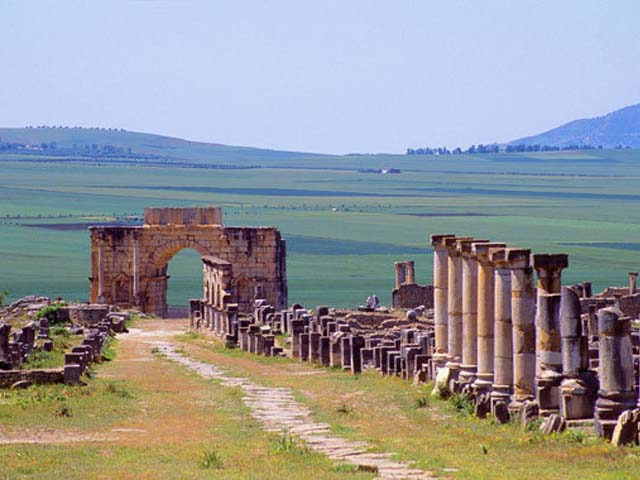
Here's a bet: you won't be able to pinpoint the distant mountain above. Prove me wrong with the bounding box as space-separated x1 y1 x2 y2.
0 126 326 165
510 103 640 148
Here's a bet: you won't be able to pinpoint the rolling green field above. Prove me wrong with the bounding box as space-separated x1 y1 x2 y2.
2 146 640 308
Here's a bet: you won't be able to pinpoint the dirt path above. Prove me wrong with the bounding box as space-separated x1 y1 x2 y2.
155 341 437 480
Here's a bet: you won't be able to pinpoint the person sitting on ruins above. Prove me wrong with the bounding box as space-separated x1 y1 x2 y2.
371 294 380 309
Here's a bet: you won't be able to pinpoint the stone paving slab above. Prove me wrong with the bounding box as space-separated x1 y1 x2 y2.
156 343 438 480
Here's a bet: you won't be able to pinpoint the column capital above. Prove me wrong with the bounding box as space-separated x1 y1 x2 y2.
458 239 489 258
505 248 532 269
444 236 471 253
473 242 506 263
531 253 569 274
430 234 455 249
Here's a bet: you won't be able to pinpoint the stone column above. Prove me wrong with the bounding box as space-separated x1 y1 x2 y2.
430 234 454 368
458 238 488 385
132 230 141 306
629 272 638 295
532 253 568 415
559 285 597 420
472 242 506 394
445 236 471 368
395 261 415 288
96 232 106 304
490 248 513 420
594 307 636 439
506 248 536 412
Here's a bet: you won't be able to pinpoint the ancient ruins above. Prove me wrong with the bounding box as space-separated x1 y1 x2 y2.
188 228 640 447
5 207 640 448
89 207 287 316
0 296 129 387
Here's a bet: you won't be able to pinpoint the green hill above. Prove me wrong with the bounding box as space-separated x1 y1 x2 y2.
510 103 640 148
0 126 326 165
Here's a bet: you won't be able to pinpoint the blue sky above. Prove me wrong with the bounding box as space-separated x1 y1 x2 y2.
2 1 640 153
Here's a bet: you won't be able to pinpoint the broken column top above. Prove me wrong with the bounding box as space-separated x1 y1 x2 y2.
505 248 532 269
531 254 569 273
473 242 507 261
597 307 629 336
430 234 456 248
143 207 222 226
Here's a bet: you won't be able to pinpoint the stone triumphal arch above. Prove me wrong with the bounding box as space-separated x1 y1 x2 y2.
89 207 288 316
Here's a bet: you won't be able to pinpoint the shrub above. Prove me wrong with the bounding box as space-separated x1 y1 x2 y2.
414 393 430 409
105 382 134 399
35 304 67 326
335 402 353 415
449 393 474 418
56 403 72 417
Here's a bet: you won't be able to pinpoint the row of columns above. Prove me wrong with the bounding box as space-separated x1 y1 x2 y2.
430 234 569 415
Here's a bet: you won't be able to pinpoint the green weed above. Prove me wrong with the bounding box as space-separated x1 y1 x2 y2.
199 445 224 469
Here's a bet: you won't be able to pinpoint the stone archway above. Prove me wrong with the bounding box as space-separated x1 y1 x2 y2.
89 207 287 317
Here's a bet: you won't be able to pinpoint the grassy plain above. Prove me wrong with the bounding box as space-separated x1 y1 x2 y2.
2 148 640 307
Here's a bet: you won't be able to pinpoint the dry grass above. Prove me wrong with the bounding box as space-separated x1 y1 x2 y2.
0 319 373 479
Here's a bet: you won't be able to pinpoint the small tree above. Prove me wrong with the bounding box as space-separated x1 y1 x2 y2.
0 289 8 306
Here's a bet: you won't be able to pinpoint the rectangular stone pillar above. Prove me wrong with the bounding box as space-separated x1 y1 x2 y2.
299 333 310 361
290 319 305 358
350 335 365 374
330 335 342 368
340 336 352 369
319 336 331 367
309 332 321 362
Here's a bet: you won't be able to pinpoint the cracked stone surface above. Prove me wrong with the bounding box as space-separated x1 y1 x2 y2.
156 343 437 479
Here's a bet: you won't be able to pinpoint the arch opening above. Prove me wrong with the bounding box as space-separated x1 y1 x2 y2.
165 248 203 318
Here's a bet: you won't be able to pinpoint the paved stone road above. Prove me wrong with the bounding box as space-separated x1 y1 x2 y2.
156 342 437 479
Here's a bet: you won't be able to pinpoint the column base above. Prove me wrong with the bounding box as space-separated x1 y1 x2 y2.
444 362 461 393
472 374 493 394
96 295 106 304
594 390 637 440
536 370 563 417
458 364 477 392
432 352 448 369
490 386 512 423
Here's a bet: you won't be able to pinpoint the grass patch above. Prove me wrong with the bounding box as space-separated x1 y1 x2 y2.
271 430 310 455
448 392 474 418
199 445 224 469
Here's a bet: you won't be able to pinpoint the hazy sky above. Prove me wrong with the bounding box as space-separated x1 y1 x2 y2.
2 1 640 154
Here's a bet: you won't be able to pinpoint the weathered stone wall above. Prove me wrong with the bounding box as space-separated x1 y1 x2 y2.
391 284 434 309
89 207 287 316
0 368 64 388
